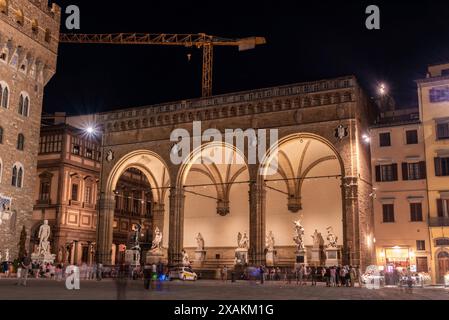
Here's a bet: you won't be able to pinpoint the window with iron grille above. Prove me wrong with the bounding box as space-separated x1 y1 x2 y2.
382 204 395 223
410 203 423 222
416 240 426 251
379 132 391 147
406 130 418 144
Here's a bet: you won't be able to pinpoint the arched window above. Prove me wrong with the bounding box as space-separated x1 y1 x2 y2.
0 126 3 144
15 9 24 25
31 19 38 35
44 29 51 43
0 0 8 14
18 93 29 116
0 83 8 108
17 133 24 150
11 163 23 188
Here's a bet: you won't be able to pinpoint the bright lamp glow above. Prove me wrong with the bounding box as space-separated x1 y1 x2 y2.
362 134 371 143
86 126 95 134
378 83 387 96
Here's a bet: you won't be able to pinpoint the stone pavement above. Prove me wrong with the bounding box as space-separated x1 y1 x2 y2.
0 279 447 300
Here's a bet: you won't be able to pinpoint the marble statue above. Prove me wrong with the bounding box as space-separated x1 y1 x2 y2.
131 223 142 250
293 219 305 251
237 232 249 249
151 227 163 251
266 231 275 251
326 226 338 248
38 220 51 255
5 249 9 262
195 233 205 251
311 229 320 248
182 249 190 266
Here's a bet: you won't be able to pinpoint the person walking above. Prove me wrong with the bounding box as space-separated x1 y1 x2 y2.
311 266 317 286
259 265 265 284
96 262 103 281
221 266 228 282
330 267 336 287
17 251 31 286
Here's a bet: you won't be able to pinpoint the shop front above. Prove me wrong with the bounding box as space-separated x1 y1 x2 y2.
378 246 415 285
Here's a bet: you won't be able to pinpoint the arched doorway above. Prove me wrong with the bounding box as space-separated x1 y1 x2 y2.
177 142 249 267
112 167 154 264
259 133 345 266
98 150 170 265
437 251 449 284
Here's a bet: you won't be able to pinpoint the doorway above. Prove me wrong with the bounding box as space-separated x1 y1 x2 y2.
437 251 449 283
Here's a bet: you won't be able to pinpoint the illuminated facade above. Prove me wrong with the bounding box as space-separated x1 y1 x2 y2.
417 63 449 284
94 76 376 271
32 115 152 265
0 0 60 259
370 109 431 279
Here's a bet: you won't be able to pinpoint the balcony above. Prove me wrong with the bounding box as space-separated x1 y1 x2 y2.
429 217 449 227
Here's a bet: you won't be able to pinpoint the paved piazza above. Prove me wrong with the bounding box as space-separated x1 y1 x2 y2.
0 279 447 300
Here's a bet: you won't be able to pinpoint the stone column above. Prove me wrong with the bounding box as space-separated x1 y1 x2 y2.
341 176 360 267
73 240 79 265
96 194 115 265
168 188 185 267
249 182 266 266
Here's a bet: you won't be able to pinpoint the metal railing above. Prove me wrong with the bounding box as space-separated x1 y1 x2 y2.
429 217 449 227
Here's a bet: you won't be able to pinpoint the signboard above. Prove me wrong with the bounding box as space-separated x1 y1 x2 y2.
430 87 449 103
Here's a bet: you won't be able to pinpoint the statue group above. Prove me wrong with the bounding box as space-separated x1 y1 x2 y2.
31 220 56 264
235 232 249 265
146 226 167 265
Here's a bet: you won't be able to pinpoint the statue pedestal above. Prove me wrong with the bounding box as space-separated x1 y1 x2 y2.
125 249 141 266
234 248 248 266
310 247 322 266
146 248 167 265
194 250 206 265
266 250 276 267
294 249 307 267
325 247 340 267
31 252 56 265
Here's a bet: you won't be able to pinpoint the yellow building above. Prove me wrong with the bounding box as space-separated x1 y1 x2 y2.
370 109 431 283
417 63 449 284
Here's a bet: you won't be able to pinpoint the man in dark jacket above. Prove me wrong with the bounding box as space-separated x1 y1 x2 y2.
17 251 31 286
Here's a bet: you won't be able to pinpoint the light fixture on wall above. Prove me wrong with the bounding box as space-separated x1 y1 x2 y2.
362 134 371 144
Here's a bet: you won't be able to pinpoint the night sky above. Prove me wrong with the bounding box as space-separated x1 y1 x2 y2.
44 0 449 115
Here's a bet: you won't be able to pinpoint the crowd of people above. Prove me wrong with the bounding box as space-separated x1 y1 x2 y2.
244 265 363 287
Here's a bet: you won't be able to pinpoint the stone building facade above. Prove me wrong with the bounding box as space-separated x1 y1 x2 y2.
32 116 153 266
95 76 376 270
0 0 60 260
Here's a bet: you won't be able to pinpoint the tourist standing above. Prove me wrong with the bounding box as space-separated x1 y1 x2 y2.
259 265 264 284
350 266 356 287
221 266 228 282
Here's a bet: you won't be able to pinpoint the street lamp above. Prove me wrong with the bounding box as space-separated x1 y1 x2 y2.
378 83 387 96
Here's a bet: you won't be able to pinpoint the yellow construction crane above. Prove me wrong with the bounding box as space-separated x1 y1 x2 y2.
59 33 266 97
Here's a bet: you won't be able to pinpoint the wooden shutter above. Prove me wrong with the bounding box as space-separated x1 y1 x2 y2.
375 165 381 182
402 163 409 181
419 161 427 179
437 199 444 217
435 158 442 176
392 164 398 181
